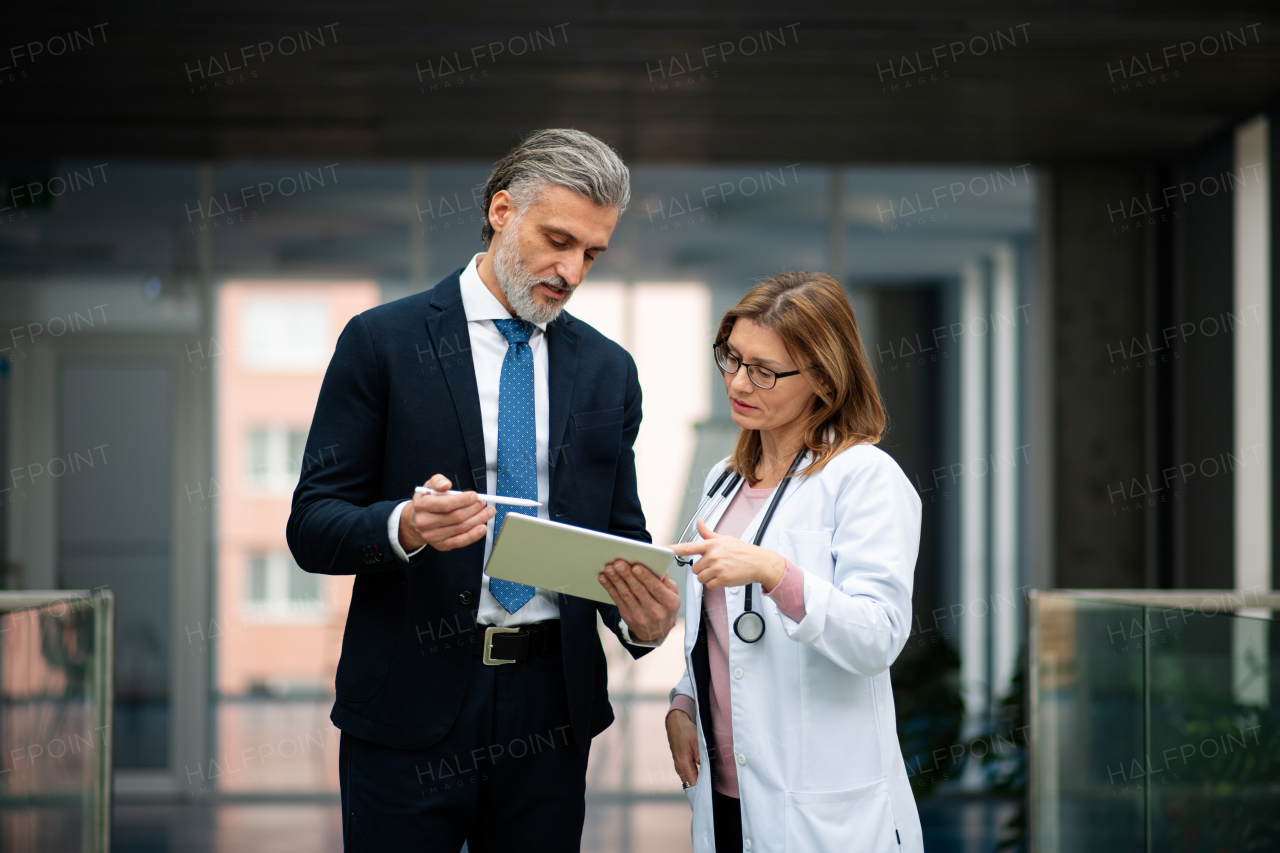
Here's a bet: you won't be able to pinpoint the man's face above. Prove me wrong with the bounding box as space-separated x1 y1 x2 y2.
489 183 618 321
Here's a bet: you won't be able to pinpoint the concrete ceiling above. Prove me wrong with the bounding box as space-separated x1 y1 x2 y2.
3 2 1280 164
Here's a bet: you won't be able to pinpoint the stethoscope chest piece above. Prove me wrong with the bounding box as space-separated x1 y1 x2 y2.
733 610 766 643
680 448 809 646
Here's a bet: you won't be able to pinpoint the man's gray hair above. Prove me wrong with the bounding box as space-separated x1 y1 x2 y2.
480 128 630 245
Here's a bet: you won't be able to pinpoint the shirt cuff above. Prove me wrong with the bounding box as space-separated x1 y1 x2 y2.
763 560 806 622
387 500 427 563
619 620 664 647
669 693 697 722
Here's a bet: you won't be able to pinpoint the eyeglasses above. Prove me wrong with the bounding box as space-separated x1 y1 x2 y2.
714 341 803 390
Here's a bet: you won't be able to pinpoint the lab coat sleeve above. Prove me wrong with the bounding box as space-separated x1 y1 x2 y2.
779 449 921 676
670 666 695 705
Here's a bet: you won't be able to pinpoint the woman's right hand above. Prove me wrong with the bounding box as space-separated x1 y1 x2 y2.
665 708 700 787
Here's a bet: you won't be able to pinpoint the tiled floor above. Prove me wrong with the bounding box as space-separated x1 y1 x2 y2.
918 795 1020 853
114 803 345 853
108 795 1017 852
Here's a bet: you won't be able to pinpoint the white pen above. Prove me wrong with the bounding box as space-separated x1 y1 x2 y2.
413 486 542 508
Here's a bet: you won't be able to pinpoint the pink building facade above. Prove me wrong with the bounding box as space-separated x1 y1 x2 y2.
215 281 378 698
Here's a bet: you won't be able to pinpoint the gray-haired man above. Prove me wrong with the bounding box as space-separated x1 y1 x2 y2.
288 129 680 851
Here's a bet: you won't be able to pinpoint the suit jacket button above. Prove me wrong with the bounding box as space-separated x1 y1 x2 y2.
458 591 473 605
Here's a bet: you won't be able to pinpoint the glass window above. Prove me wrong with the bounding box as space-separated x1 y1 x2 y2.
242 553 324 612
287 558 320 603
247 554 269 603
286 429 307 477
241 297 330 372
247 429 270 482
59 363 174 771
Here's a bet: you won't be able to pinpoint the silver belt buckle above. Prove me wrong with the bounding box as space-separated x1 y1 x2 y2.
482 625 519 666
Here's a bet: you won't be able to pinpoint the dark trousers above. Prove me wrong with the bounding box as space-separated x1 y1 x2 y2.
339 645 589 852
713 790 743 853
695 604 745 853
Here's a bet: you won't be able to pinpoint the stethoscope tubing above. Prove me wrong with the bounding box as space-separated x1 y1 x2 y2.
674 468 741 567
676 448 808 643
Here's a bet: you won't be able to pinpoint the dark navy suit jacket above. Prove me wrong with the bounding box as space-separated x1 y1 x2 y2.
287 269 654 752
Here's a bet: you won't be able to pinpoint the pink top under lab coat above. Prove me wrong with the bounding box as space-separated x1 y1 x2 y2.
668 484 807 798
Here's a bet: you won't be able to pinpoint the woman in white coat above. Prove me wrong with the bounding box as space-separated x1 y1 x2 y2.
663 271 923 853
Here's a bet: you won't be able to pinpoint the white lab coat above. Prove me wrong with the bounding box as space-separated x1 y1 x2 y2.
671 444 924 853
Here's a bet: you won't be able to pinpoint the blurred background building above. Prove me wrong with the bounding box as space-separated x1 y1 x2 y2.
1 4 1279 851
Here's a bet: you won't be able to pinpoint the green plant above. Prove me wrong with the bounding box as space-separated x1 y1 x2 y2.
892 637 965 798
981 645 1027 853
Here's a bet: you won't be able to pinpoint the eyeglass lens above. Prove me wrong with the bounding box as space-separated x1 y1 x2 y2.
715 345 777 389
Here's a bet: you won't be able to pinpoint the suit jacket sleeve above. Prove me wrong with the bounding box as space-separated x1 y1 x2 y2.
286 314 405 575
592 353 658 658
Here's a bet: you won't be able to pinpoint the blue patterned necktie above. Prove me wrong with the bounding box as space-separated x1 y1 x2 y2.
489 319 538 613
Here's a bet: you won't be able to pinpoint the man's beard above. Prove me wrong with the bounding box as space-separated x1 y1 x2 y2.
491 224 576 326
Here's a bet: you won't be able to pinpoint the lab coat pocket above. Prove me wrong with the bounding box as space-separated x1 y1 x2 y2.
784 777 897 853
784 529 833 581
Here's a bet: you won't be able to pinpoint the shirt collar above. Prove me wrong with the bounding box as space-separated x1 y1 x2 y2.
459 252 547 331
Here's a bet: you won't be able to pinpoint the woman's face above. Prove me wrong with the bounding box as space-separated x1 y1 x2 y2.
721 317 817 441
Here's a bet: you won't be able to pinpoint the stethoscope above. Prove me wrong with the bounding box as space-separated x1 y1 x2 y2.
674 448 807 644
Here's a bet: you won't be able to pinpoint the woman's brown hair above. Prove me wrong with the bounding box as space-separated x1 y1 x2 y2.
718 271 885 484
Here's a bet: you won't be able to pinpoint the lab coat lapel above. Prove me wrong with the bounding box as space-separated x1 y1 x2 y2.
735 451 814 546
683 472 741 633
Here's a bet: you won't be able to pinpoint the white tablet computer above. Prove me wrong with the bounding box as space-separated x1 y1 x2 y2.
484 514 676 605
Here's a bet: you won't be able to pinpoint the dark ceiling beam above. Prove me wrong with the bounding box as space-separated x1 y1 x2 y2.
3 3 1279 163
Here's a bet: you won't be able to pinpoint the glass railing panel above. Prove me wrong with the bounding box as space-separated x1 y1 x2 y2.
0 592 112 853
1032 593 1146 853
1147 602 1280 850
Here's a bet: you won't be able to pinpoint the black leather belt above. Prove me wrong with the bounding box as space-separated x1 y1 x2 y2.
472 621 560 665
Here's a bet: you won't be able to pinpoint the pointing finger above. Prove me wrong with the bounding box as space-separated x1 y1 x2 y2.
669 540 709 557
695 519 722 539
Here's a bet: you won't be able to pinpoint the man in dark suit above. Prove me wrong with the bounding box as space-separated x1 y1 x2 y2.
287 129 681 851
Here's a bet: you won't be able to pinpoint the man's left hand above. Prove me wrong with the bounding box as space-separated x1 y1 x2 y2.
598 561 681 643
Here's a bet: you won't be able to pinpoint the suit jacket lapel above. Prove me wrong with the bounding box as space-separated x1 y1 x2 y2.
547 314 578 492
425 275 486 491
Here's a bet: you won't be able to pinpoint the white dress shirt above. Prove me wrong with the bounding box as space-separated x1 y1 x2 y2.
387 254 659 644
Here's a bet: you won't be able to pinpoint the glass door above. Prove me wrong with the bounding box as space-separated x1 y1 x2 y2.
58 361 175 769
